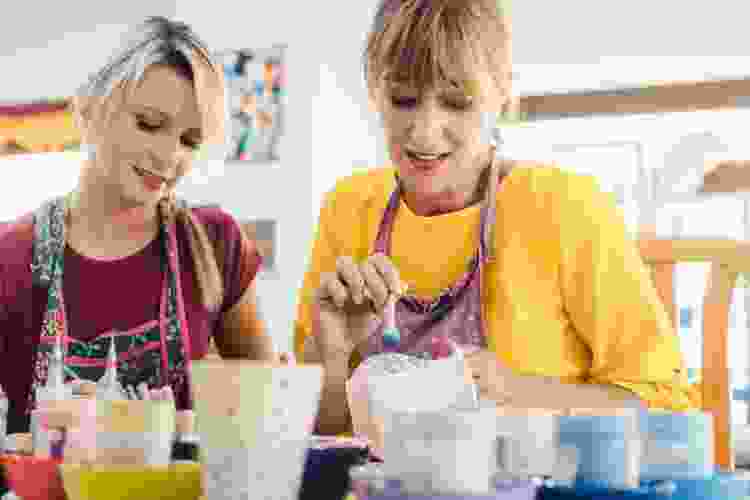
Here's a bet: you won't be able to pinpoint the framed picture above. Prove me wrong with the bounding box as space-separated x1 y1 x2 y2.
238 218 278 277
0 99 80 156
216 45 285 164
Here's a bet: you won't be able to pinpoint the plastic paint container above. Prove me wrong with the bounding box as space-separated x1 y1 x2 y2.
557 414 641 490
495 412 559 479
640 411 714 480
350 463 540 500
540 474 747 500
381 406 499 496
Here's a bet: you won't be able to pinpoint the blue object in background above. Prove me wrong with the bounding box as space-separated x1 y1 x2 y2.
558 415 639 490
539 474 748 500
733 386 750 401
640 411 714 480
679 306 693 329
363 478 540 499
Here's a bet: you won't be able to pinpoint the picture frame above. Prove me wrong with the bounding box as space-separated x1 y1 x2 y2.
216 45 286 164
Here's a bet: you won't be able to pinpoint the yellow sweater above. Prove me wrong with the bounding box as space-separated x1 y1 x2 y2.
295 163 698 410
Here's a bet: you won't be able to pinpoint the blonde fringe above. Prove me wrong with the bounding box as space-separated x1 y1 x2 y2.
159 195 224 313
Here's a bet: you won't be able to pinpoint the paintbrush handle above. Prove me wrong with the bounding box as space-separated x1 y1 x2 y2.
383 295 396 330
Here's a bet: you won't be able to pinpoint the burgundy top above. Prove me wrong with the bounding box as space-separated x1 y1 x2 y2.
0 206 261 432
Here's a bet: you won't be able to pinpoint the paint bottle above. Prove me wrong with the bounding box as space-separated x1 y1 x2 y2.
32 334 72 458
95 335 126 401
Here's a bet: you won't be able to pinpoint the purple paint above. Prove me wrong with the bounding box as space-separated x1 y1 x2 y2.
49 427 67 460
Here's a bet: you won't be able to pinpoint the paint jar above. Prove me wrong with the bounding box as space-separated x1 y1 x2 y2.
640 410 714 480
495 408 560 479
558 411 642 490
381 406 498 495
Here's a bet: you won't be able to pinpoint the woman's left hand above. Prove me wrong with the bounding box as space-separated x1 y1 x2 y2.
464 350 521 405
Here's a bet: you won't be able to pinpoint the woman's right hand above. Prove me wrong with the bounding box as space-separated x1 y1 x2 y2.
312 254 405 362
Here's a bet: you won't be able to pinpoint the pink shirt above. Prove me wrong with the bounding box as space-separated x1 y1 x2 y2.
0 206 261 432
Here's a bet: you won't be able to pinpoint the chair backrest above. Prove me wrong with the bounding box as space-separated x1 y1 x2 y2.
639 238 745 472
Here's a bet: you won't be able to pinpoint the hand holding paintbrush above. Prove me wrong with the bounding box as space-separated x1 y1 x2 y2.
312 253 407 362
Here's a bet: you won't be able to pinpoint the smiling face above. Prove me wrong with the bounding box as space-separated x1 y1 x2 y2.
376 71 502 199
83 64 204 208
365 0 512 207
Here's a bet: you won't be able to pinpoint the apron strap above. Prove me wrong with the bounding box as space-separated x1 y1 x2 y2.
30 196 67 287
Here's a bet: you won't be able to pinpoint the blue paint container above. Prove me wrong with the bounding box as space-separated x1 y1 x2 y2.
640 411 713 480
540 474 749 500
557 414 641 491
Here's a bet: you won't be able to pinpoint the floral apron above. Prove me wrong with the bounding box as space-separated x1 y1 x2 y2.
28 194 193 412
359 152 506 358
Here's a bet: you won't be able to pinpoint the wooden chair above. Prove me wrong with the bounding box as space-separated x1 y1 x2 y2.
639 238 750 472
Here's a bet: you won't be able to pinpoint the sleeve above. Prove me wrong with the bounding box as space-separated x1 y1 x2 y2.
294 189 343 361
215 211 263 315
558 174 697 411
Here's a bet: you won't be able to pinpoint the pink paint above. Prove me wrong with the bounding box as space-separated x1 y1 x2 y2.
430 336 453 359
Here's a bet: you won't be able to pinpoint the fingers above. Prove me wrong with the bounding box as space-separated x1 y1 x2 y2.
360 253 404 310
360 260 389 309
317 256 364 308
317 271 349 308
370 253 403 296
337 256 366 305
317 254 404 312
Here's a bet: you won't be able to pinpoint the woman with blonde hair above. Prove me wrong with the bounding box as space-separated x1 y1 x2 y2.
0 16 274 433
295 0 693 435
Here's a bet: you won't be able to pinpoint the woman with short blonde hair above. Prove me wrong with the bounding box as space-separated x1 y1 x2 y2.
296 0 692 435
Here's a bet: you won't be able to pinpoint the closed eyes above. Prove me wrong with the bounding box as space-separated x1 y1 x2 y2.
135 115 202 150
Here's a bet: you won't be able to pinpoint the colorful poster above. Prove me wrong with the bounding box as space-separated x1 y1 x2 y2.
0 99 81 156
217 45 285 163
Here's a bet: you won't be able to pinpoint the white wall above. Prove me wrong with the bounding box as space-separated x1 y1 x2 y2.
512 0 750 93
172 1 384 351
0 2 177 102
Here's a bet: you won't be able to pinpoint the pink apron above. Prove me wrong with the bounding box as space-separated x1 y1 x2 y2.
358 155 505 359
